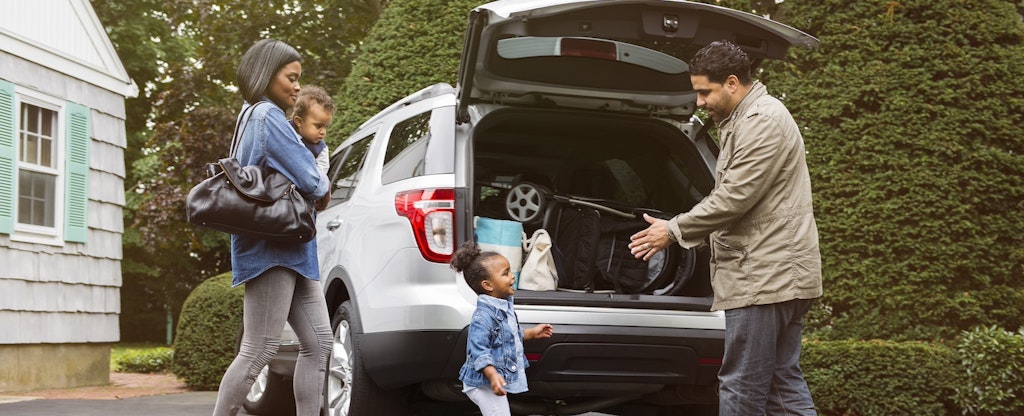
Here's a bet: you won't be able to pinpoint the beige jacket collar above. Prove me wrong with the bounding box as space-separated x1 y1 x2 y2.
718 81 767 129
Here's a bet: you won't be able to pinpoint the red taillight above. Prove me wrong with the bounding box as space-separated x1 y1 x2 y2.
699 357 723 366
560 37 617 60
395 188 456 263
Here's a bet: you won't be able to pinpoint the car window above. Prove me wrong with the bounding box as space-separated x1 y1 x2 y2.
381 107 455 184
604 158 646 207
381 111 430 184
488 36 698 94
579 154 706 214
626 151 706 214
327 134 374 205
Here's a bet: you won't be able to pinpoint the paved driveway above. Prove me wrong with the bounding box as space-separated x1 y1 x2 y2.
0 373 237 416
0 394 625 416
0 373 615 416
0 392 226 416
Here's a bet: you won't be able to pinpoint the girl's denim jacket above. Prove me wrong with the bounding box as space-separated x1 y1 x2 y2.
459 295 528 393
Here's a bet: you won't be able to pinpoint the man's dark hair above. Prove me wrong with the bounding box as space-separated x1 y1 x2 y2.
690 40 752 86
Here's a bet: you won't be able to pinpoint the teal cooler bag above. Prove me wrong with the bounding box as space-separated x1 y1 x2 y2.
474 217 525 288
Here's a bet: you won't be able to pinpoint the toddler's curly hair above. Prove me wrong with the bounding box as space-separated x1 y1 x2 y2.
291 85 335 119
450 242 501 295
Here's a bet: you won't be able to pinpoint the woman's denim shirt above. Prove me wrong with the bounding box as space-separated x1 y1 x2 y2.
229 100 330 287
459 295 529 394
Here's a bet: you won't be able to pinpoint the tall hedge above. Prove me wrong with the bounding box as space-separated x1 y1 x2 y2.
330 0 479 142
766 0 1024 341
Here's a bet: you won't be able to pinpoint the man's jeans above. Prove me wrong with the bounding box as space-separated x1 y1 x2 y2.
719 298 817 416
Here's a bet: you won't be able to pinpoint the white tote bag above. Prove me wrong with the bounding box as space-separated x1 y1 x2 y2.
518 229 558 291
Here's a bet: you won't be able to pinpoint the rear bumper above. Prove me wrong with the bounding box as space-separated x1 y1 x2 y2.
359 324 724 396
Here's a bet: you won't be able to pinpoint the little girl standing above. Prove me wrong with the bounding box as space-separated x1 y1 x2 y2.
451 242 554 416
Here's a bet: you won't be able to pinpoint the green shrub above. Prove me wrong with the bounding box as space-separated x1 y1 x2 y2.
802 339 962 415
954 325 1024 415
171 272 243 390
112 345 174 373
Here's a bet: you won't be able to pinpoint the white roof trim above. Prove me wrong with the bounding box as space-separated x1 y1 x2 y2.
0 0 139 98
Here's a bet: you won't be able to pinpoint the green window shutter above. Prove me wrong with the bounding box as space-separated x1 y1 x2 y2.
64 101 90 243
0 80 15 235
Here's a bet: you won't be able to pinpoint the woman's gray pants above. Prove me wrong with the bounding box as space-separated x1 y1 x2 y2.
213 267 332 416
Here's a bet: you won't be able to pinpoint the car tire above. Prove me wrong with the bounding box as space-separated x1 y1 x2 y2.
243 365 296 416
324 300 409 416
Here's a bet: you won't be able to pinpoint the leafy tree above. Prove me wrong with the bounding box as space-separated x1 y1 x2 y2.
93 0 193 342
91 0 189 181
156 0 387 110
94 0 385 342
766 0 1024 341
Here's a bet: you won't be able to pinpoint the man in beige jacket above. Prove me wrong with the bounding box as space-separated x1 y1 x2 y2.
630 40 822 415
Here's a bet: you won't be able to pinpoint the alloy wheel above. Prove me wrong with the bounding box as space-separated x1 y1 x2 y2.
325 320 354 416
246 365 270 403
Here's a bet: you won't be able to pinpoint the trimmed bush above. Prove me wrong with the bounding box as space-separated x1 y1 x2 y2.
113 346 174 373
171 272 243 390
954 325 1024 415
802 339 962 415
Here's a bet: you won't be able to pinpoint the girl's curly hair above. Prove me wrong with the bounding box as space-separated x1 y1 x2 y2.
450 241 501 295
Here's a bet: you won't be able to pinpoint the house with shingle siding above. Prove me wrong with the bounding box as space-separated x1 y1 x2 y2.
0 0 137 392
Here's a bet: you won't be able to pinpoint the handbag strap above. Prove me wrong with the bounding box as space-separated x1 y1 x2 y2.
228 101 270 158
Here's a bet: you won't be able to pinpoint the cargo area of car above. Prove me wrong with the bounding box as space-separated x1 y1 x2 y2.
468 107 716 307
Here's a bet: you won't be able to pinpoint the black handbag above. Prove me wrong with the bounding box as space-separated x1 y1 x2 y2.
185 102 316 242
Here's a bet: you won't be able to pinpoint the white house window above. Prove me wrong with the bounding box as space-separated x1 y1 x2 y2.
0 79 90 244
18 103 58 228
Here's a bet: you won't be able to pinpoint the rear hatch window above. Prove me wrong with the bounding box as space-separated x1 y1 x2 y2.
458 0 818 120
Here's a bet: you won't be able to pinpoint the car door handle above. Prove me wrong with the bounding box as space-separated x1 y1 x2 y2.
326 218 343 231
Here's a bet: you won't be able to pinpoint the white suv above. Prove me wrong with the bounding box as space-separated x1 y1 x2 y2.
242 1 817 415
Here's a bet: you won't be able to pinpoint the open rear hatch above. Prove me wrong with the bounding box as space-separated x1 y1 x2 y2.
457 0 819 122
459 0 819 304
